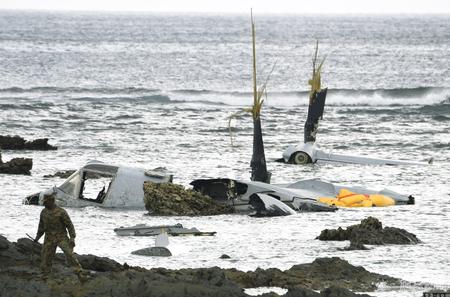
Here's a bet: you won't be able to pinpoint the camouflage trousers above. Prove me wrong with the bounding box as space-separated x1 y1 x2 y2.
41 235 82 276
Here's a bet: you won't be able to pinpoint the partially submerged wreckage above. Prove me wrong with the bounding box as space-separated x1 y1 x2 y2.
23 14 415 215
280 43 431 166
24 161 172 208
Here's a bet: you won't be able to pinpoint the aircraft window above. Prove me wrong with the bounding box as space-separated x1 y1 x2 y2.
59 172 82 197
79 171 114 204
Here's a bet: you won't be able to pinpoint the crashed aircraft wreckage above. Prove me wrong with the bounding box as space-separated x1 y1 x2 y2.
22 16 415 214
24 161 172 208
212 15 414 216
280 43 431 166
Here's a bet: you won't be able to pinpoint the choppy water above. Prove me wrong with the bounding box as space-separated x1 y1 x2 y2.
0 11 449 296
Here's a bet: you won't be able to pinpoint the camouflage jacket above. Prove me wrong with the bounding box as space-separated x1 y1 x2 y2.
37 207 76 240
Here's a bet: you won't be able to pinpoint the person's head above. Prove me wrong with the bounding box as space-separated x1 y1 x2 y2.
43 194 56 209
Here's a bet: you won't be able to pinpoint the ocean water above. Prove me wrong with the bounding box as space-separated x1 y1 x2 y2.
0 11 449 296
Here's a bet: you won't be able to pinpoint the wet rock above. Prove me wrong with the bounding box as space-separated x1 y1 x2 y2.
43 170 76 179
0 235 10 250
77 254 123 272
143 181 234 216
225 257 400 292
317 217 420 245
131 247 172 257
0 157 32 175
220 254 231 259
338 240 370 251
0 236 405 297
284 286 372 297
0 135 57 150
320 286 372 297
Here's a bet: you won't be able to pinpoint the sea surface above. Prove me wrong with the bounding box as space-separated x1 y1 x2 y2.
0 11 449 296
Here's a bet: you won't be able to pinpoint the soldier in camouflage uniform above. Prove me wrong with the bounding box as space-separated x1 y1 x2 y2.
34 194 83 279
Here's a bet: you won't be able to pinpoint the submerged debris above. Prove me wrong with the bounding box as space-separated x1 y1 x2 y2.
317 217 420 248
143 181 234 216
0 135 57 150
131 246 172 257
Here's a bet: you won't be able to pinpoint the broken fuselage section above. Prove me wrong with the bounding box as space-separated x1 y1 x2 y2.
191 178 337 216
24 161 172 208
191 178 414 216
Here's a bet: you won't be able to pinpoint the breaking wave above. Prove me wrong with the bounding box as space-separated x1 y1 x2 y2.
0 86 449 107
419 96 450 114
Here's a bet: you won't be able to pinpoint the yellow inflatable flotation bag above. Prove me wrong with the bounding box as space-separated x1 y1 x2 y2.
318 197 346 207
318 189 395 208
369 194 395 207
348 199 373 207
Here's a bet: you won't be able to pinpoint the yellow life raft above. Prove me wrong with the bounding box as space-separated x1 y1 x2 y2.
318 189 395 208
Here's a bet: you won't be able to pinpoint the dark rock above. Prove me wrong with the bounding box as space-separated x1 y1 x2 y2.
143 181 234 216
43 170 109 179
338 241 370 251
0 236 405 297
77 254 123 272
0 235 10 250
317 217 420 245
0 157 32 175
225 257 400 292
220 254 231 259
320 286 372 297
0 135 57 150
43 170 76 179
284 286 373 297
131 247 172 257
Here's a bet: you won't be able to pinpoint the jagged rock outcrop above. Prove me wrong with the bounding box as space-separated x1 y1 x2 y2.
0 235 399 297
0 135 57 150
0 155 32 175
317 217 420 250
225 257 399 292
143 181 234 216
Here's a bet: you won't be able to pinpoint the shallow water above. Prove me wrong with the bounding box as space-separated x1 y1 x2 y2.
0 12 449 296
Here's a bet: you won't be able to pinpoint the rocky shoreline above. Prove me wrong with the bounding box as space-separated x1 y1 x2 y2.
0 235 409 297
